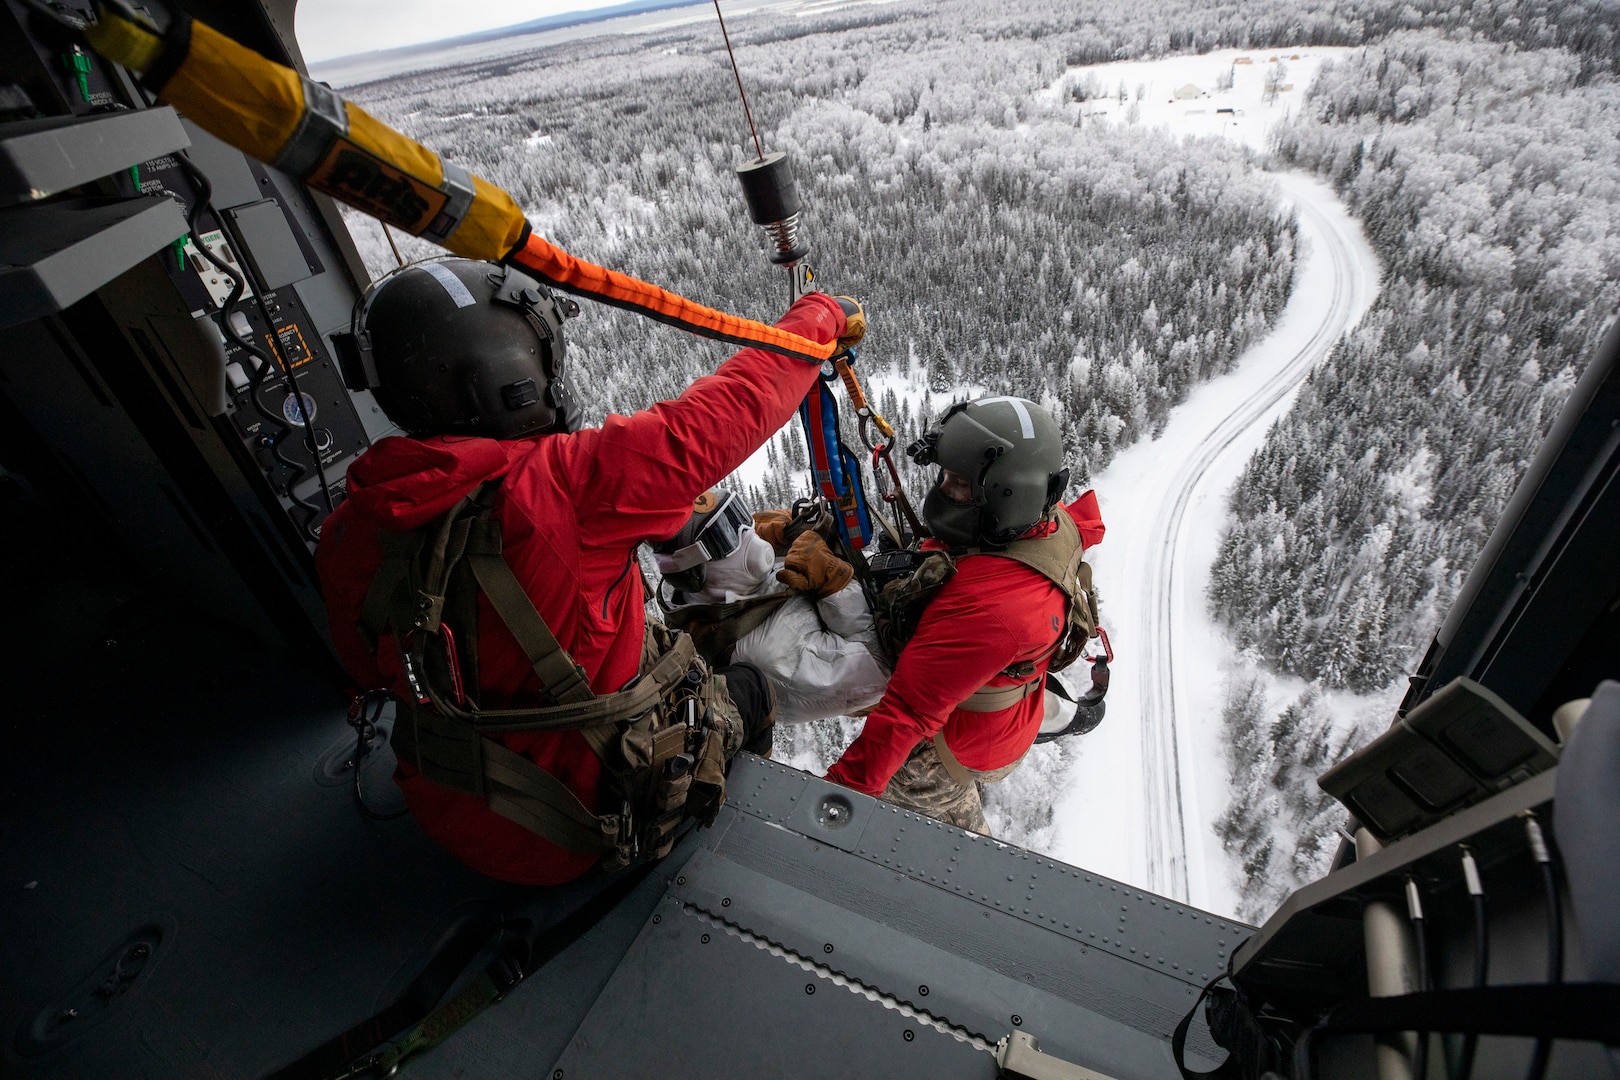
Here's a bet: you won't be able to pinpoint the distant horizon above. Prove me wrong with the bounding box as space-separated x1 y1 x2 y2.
295 0 702 63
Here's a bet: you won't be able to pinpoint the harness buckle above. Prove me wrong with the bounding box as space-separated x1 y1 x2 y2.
412 590 445 631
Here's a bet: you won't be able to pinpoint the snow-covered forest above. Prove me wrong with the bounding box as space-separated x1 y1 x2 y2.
331 0 1620 921
1206 27 1619 920
1211 32 1620 693
341 4 1304 493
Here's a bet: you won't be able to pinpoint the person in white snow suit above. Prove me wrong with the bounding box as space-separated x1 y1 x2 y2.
654 491 889 732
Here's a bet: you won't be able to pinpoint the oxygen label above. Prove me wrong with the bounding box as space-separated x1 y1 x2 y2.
307 140 446 234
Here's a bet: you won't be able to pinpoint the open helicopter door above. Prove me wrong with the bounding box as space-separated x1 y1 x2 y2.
1 0 387 667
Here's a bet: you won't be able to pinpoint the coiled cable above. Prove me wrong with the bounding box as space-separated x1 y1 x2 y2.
173 152 335 540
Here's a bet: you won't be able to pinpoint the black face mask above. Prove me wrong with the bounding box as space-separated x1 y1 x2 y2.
923 482 982 548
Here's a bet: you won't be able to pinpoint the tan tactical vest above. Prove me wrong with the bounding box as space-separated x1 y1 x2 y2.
873 508 1100 713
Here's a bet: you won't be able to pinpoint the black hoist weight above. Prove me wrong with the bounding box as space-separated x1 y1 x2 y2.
736 151 815 302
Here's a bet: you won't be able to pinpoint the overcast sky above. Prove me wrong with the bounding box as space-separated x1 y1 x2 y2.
295 0 637 62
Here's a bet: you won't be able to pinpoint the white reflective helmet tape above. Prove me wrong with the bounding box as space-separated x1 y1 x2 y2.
417 262 477 308
655 546 708 574
977 395 1035 439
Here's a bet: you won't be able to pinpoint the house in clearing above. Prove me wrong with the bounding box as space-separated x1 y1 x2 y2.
1234 56 1253 64
1173 83 1203 100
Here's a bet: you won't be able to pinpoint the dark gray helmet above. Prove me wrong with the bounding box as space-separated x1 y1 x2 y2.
333 259 582 439
909 396 1069 548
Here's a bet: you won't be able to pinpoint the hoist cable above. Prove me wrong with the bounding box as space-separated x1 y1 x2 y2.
712 0 764 161
380 222 406 268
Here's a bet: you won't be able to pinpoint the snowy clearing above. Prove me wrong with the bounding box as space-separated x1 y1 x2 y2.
1041 47 1360 155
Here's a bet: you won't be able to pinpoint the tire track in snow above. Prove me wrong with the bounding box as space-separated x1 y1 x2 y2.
1138 174 1367 900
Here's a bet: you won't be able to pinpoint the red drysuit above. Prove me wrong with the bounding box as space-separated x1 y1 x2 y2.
825 493 1105 797
316 293 845 884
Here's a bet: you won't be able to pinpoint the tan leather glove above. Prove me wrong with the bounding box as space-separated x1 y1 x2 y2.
776 531 854 597
752 509 793 555
834 296 866 352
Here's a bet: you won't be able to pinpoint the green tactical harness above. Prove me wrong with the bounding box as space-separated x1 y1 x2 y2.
873 507 1100 713
356 481 736 870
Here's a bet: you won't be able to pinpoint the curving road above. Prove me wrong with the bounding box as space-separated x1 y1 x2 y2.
1135 173 1373 900
1057 172 1379 909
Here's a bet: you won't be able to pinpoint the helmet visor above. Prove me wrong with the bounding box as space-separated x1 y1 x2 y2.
654 492 754 573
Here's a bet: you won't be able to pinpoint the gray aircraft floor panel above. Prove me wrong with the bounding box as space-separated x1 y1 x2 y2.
670 847 1213 1079
401 757 1232 1078
706 805 1224 1066
732 757 1247 983
398 862 683 1080
552 892 1001 1080
0 650 628 1080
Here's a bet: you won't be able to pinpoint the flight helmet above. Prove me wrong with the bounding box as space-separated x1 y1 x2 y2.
332 259 582 439
908 396 1069 548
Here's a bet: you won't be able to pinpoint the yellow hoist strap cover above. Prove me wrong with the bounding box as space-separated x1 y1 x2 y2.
87 7 834 363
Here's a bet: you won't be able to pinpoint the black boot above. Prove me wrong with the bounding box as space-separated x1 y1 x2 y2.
718 661 776 758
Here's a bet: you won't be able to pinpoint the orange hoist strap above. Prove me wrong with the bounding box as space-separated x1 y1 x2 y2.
832 355 895 439
507 231 835 363
84 4 838 365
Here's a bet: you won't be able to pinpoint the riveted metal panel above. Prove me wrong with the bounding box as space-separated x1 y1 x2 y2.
670 848 1207 1080
549 895 997 1080
725 757 1247 985
710 806 1222 1063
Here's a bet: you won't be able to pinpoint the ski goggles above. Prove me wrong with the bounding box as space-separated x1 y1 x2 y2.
654 492 755 574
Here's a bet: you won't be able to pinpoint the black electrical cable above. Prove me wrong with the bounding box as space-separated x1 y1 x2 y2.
1455 846 1488 1080
1406 876 1430 1080
348 692 406 821
1523 814 1561 1080
172 152 335 538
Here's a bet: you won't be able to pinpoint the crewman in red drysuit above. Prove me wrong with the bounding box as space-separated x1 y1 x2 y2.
826 397 1104 833
317 257 853 884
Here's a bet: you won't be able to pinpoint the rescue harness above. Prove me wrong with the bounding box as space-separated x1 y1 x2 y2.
872 504 1101 702
356 481 734 869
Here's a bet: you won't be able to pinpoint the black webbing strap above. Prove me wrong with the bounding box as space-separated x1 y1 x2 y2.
463 519 594 706
662 591 793 663
261 914 500 1080
480 735 616 854
260 861 664 1080
1292 983 1620 1079
1309 983 1620 1042
1172 971 1245 1080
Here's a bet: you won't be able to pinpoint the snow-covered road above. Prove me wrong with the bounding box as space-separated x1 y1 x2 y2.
1055 172 1380 913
